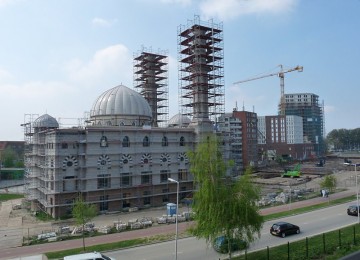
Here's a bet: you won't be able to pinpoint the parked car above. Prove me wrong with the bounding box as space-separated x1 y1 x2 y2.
213 235 247 253
270 221 300 238
347 205 359 216
64 251 115 260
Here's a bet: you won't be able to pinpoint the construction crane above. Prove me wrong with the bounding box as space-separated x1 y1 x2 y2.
233 65 303 99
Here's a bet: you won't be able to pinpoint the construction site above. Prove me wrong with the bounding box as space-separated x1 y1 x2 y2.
14 14 327 222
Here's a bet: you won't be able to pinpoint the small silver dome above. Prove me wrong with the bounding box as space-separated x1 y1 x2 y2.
91 85 152 118
168 113 191 128
33 114 59 128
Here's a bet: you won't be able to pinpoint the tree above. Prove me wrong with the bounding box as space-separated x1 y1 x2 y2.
326 128 360 151
2 148 17 168
320 175 337 193
72 195 98 251
188 134 264 259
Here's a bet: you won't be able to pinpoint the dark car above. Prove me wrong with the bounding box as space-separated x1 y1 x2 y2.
347 205 359 216
213 235 247 254
270 221 300 238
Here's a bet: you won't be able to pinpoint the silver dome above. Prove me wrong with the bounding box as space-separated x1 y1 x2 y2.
91 85 152 118
168 113 191 128
33 114 59 128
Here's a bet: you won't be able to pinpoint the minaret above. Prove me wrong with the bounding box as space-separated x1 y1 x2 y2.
134 47 169 127
178 15 224 134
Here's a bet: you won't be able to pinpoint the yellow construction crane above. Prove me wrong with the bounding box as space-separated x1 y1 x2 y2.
233 65 303 99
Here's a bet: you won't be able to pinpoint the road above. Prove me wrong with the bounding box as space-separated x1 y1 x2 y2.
104 201 359 260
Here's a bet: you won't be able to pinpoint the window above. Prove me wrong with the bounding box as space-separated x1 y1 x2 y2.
97 174 111 189
122 136 130 147
160 170 169 183
162 136 168 147
121 173 131 186
143 136 150 147
180 136 185 146
61 143 68 149
141 174 151 185
143 191 151 205
100 195 109 211
123 193 131 208
162 188 169 203
178 169 188 181
100 136 108 147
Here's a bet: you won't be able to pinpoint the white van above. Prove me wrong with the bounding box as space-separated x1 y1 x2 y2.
63 252 115 260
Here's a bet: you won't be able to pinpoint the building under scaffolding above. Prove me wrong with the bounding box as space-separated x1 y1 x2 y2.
279 93 325 156
178 15 225 132
134 47 169 127
21 16 253 218
22 87 195 218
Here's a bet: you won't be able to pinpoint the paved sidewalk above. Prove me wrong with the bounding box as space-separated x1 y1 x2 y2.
0 186 357 260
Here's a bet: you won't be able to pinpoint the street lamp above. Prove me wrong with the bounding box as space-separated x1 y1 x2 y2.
168 177 179 260
354 164 359 224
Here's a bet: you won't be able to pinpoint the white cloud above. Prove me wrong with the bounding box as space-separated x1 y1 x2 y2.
0 0 14 7
324 105 335 113
92 17 117 27
199 0 298 21
0 68 12 81
160 0 192 6
65 44 133 86
0 80 77 140
0 81 74 100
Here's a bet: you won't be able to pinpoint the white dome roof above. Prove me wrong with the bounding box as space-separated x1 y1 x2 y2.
91 85 152 118
168 113 191 127
33 114 59 128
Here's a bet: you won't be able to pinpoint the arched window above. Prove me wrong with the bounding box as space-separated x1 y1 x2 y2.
122 136 130 147
143 136 150 147
162 136 168 147
180 136 185 146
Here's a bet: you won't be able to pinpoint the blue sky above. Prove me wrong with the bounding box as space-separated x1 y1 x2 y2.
0 0 359 141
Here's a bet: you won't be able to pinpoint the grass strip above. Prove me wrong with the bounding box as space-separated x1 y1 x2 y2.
0 193 24 201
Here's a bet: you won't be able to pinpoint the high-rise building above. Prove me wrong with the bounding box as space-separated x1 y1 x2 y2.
279 93 324 156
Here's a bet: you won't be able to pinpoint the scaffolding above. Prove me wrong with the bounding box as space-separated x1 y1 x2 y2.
21 114 39 202
177 15 225 125
133 47 169 127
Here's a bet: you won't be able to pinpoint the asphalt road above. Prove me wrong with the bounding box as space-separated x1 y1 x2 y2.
104 201 360 260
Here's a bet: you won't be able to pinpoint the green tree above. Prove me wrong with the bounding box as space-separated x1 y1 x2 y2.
320 175 337 193
72 195 97 251
188 134 263 259
326 128 360 151
2 148 16 167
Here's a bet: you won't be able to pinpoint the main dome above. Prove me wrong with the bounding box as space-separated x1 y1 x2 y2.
91 85 152 118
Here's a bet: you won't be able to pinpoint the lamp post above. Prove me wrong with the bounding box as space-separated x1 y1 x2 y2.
168 178 179 260
355 164 359 224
